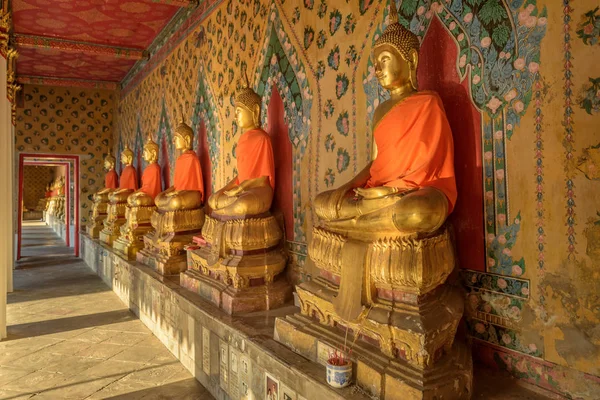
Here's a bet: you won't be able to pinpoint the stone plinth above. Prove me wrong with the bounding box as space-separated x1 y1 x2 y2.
181 214 292 315
100 197 130 246
113 204 156 260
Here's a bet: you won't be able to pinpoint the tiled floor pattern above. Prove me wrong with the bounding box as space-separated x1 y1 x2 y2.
1 221 213 399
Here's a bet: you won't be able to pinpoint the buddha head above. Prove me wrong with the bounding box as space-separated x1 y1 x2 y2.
143 136 159 163
373 0 420 91
104 154 116 171
235 71 261 130
121 145 134 166
173 119 194 151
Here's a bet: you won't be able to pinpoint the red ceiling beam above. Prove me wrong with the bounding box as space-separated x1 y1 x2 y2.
17 75 118 90
151 0 199 6
14 34 146 60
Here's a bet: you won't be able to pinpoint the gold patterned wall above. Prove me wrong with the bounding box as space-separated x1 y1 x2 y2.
115 0 600 397
22 165 54 210
15 84 115 224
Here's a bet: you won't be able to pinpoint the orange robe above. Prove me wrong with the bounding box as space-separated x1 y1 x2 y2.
45 191 52 198
140 163 162 199
367 91 457 213
105 169 118 189
173 150 204 201
119 165 138 190
235 128 275 189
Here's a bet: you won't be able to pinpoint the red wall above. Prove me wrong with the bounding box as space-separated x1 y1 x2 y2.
267 86 294 240
418 17 485 271
196 119 213 199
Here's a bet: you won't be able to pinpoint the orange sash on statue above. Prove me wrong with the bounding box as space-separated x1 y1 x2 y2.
235 128 275 189
367 91 457 213
173 150 204 201
119 165 138 190
105 169 118 189
140 163 162 199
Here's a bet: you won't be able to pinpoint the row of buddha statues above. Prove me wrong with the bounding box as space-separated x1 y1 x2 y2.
88 4 472 397
44 176 66 222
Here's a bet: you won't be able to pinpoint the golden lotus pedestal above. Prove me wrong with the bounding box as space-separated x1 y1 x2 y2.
113 204 156 260
181 213 291 315
274 225 472 400
87 191 112 239
99 191 133 246
136 207 205 275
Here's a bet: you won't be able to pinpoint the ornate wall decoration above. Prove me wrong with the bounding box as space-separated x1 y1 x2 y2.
576 6 600 46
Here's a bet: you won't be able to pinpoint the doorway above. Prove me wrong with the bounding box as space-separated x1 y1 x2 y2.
17 154 80 260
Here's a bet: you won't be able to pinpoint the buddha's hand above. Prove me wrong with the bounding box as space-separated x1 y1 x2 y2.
354 186 400 200
314 184 351 220
223 185 244 198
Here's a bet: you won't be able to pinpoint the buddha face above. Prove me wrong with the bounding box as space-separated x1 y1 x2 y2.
373 45 412 90
104 159 114 171
143 147 158 163
235 105 258 130
121 152 133 166
174 134 190 151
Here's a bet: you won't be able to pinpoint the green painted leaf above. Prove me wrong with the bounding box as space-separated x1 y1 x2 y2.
479 0 508 25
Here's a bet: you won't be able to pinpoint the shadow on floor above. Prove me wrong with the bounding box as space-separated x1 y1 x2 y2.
5 309 137 341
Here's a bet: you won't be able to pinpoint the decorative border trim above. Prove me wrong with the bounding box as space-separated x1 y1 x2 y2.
16 75 118 90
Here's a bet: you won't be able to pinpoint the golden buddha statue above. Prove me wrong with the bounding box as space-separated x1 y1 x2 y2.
137 119 205 275
114 137 163 259
275 2 471 399
54 176 66 222
182 73 290 315
46 179 58 220
100 145 138 246
88 155 119 239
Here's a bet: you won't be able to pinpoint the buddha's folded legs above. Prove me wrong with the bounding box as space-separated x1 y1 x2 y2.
211 185 273 217
155 190 202 211
323 186 449 236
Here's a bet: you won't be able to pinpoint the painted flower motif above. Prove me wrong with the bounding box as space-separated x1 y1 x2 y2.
303 26 315 49
317 30 328 49
463 12 473 23
417 6 425 16
512 265 523 276
494 130 504 140
324 168 335 187
459 54 467 68
473 74 481 84
528 343 537 353
336 148 350 173
325 133 336 152
329 9 342 36
344 13 356 34
345 45 358 67
475 323 486 334
336 111 350 136
498 235 507 244
457 33 465 42
521 287 529 296
483 304 492 313
487 234 495 244
484 151 493 161
328 46 341 70
502 248 512 256
513 58 526 71
291 7 300 25
317 0 327 18
485 191 494 200
335 74 349 99
488 258 496 267
502 334 512 345
480 37 492 48
486 97 502 113
324 99 334 119
504 89 517 102
449 21 456 30
528 62 540 74
497 214 506 224
303 0 314 10
513 100 525 113
316 61 326 80
497 278 508 289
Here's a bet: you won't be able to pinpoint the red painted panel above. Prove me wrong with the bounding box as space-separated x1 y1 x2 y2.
196 119 212 199
417 17 485 271
160 136 171 190
12 0 180 49
16 47 136 82
267 87 294 240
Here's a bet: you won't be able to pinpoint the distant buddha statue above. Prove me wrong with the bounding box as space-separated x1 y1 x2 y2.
182 73 289 315
137 119 205 275
114 136 163 259
88 155 118 238
275 3 471 398
100 145 139 245
55 176 66 222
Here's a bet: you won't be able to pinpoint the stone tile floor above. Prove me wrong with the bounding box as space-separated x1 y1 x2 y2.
1 221 553 400
1 221 214 399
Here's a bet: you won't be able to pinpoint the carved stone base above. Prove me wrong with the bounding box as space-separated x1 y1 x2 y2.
181 269 292 315
181 214 291 314
274 314 472 400
88 218 106 239
136 207 205 276
113 205 156 260
88 191 111 240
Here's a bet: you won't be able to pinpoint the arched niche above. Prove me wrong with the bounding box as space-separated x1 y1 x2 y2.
195 119 212 199
417 17 485 271
267 86 294 241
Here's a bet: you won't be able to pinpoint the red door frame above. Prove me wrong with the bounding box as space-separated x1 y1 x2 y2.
17 154 80 259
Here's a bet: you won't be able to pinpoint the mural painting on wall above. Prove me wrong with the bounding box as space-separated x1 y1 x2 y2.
114 0 600 395
15 85 114 225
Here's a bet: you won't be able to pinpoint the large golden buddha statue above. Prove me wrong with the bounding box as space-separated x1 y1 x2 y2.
88 155 119 238
137 119 205 275
275 3 471 399
114 137 163 259
54 176 66 222
182 74 289 315
100 145 138 246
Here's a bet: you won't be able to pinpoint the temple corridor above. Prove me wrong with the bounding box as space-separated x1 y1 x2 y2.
0 222 213 399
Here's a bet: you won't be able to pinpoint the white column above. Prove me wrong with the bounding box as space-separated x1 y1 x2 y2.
0 54 8 340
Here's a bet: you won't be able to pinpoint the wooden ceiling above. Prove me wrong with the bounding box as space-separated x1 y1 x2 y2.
10 0 198 89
